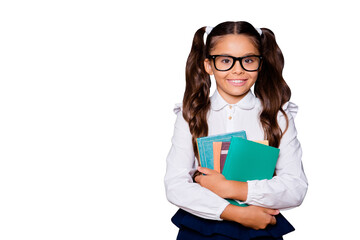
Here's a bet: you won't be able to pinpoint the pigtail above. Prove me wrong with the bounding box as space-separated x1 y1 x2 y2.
183 27 211 161
255 28 291 148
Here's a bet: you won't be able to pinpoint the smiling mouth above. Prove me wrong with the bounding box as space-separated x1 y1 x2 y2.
229 80 245 83
227 79 247 87
228 79 247 83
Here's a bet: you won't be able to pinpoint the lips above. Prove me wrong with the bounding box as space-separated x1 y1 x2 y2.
227 79 247 87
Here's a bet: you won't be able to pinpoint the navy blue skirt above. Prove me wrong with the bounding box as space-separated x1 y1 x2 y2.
171 209 294 240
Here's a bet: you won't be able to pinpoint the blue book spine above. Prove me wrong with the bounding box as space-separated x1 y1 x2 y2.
196 131 247 170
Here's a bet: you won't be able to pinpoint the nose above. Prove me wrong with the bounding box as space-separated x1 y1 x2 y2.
232 59 245 73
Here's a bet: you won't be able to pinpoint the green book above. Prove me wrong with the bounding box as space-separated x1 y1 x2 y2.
222 137 280 206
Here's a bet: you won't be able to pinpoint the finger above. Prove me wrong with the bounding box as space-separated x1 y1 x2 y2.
270 216 277 225
197 166 216 175
265 209 279 216
194 174 202 183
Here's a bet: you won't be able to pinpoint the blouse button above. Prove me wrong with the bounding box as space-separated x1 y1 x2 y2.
228 116 232 120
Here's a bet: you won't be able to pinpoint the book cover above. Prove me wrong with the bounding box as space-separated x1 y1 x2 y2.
220 141 230 173
253 140 269 145
222 137 279 206
219 140 268 173
213 142 222 173
196 131 247 170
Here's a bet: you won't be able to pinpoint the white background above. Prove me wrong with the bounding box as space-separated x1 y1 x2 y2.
1 0 359 239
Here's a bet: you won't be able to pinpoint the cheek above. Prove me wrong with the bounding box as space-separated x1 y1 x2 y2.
249 72 259 82
213 72 228 82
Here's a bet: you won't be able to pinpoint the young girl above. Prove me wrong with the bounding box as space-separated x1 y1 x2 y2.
164 21 308 240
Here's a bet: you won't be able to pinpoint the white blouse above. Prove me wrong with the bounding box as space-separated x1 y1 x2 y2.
164 90 308 221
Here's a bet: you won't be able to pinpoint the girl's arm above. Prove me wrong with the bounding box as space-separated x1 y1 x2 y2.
195 167 248 201
244 103 308 209
194 171 279 230
164 105 230 221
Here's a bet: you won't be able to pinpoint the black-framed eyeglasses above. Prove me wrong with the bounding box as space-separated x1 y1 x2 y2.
209 55 263 72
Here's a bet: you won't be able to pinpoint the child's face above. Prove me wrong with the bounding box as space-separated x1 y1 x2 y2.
204 34 260 104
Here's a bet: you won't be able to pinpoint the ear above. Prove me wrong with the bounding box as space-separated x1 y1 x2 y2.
204 58 214 75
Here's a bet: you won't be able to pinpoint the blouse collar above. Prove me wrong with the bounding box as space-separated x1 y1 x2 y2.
210 90 256 111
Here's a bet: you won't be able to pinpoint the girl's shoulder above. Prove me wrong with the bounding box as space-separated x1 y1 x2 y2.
172 103 192 133
253 95 298 118
280 101 298 120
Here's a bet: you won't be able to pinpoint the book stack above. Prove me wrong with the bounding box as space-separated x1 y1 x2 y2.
196 131 279 206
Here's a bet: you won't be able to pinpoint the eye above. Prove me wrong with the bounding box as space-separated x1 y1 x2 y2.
216 56 233 65
221 58 231 64
243 57 255 64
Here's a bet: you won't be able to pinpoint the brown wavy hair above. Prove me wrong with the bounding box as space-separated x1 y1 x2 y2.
182 21 291 161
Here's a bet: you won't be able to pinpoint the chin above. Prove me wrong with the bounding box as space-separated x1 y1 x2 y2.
229 89 249 97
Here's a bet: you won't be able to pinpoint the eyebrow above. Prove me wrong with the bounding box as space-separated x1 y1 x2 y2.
215 52 260 57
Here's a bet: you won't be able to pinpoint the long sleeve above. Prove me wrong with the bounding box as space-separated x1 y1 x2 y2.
164 104 230 220
245 102 308 209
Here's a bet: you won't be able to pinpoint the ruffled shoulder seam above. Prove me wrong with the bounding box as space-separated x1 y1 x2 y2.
282 101 298 119
173 103 183 115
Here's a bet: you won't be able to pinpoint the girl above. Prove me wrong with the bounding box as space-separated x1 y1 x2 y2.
164 21 308 240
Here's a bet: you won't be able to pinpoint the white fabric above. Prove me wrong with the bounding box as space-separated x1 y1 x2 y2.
205 26 214 35
164 90 308 220
255 27 262 36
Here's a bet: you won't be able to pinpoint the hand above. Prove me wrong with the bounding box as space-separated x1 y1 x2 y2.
194 167 229 198
221 204 279 230
242 205 279 229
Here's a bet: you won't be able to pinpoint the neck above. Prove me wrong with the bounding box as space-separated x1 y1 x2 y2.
217 88 250 104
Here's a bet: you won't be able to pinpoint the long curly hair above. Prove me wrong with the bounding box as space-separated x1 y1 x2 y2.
182 21 291 161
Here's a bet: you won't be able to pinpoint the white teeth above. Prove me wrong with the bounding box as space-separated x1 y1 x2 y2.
230 80 244 83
